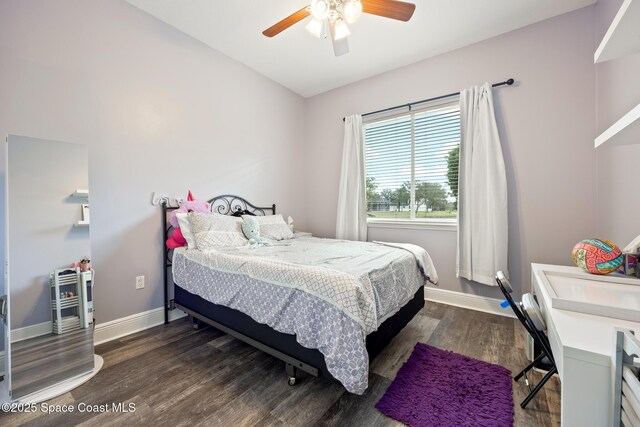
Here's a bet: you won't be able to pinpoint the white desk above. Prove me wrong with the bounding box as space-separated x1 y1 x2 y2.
531 264 640 427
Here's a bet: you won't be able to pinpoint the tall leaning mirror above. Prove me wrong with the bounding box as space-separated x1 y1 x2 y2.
1 135 102 403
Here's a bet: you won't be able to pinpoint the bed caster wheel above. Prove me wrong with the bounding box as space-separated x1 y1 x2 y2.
285 363 298 386
192 318 200 330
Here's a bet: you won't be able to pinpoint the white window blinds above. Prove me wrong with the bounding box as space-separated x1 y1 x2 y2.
364 101 460 221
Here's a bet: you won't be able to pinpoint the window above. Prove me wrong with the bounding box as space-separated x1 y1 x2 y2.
364 101 460 224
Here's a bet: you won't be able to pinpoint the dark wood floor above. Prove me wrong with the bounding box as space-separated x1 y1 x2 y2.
0 302 560 426
10 328 94 399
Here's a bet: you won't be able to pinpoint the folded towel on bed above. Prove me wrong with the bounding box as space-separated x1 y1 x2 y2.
373 241 439 285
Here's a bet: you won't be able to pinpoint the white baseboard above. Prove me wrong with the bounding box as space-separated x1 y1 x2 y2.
94 307 186 346
425 287 515 318
11 321 52 343
7 309 187 346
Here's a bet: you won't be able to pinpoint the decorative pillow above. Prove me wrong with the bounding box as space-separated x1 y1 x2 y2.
243 214 294 241
261 223 295 240
244 214 283 225
189 212 247 249
176 212 198 249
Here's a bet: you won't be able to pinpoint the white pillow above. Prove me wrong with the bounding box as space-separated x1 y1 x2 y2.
176 212 197 249
189 212 248 249
260 223 295 241
243 214 294 241
243 214 285 225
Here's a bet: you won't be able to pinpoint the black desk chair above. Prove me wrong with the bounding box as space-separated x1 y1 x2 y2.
496 271 558 408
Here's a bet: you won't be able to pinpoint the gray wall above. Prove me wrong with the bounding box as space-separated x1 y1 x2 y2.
595 0 640 245
7 135 90 329
0 0 306 324
299 7 598 299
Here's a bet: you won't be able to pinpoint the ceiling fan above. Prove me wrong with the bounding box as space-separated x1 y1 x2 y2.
262 0 416 57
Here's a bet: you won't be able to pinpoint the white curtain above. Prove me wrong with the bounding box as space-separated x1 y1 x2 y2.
336 114 367 241
457 83 508 285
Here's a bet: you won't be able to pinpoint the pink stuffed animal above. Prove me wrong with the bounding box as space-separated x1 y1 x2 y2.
166 191 209 249
169 191 210 228
166 228 186 249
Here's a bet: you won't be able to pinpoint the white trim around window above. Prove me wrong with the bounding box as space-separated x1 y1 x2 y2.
367 218 457 232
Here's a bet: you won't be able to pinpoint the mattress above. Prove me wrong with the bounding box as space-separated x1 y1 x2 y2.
172 237 435 394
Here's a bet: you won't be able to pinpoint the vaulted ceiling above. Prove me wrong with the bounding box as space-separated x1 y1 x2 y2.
125 0 596 97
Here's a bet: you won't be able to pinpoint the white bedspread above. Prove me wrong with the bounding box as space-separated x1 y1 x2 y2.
176 237 436 334
373 241 439 285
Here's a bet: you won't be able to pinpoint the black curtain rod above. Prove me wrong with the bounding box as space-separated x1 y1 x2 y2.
343 78 515 122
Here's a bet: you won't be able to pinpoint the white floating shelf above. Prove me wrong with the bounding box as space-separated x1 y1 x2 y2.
595 0 640 63
595 103 640 148
72 189 89 197
73 221 90 227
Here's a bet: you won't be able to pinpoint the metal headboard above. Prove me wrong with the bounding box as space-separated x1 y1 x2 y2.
208 194 276 217
161 195 276 323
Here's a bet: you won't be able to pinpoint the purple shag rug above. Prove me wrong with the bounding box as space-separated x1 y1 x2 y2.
375 343 514 427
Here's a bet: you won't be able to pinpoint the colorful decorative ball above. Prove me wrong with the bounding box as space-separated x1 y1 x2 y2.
572 238 623 275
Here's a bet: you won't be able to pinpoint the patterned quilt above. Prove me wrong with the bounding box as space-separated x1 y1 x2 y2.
172 237 435 394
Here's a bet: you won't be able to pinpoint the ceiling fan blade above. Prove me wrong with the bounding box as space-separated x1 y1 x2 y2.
262 7 311 37
329 22 350 57
362 0 416 22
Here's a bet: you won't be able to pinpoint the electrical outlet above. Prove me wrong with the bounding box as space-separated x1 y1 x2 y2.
136 275 145 290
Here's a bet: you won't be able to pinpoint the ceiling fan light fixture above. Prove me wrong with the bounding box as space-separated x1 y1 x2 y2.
305 18 325 38
262 0 416 56
310 0 331 20
342 0 363 24
332 18 351 41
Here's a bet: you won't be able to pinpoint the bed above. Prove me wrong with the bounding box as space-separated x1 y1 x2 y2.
162 195 436 394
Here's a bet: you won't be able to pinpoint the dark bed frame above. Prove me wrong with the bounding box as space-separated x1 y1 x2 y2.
162 195 424 386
